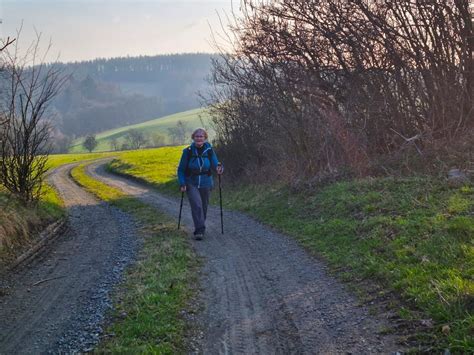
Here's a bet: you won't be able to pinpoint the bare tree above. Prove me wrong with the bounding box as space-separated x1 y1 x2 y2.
150 132 166 147
125 129 147 150
0 37 17 128
110 136 120 151
0 37 15 53
167 120 188 144
0 30 68 203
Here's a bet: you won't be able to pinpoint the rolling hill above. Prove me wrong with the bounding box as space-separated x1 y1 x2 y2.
69 108 214 153
53 54 214 137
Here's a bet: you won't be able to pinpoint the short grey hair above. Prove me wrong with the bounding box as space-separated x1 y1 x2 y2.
191 128 208 140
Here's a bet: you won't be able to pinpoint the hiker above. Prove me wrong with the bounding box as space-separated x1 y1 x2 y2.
177 128 223 239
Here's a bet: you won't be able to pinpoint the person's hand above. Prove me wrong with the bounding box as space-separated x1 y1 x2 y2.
180 185 187 192
217 164 224 175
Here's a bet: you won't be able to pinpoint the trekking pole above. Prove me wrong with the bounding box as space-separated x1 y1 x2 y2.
218 163 224 234
178 190 184 230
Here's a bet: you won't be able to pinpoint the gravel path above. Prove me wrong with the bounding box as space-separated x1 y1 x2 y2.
88 160 403 354
0 163 139 354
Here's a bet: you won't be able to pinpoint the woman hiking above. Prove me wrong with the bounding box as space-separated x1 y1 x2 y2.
177 128 223 240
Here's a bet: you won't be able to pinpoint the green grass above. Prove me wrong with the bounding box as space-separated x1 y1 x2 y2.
106 146 185 195
70 162 198 353
37 183 66 220
1 148 167 268
0 151 115 268
69 108 213 153
3 145 471 350
218 180 474 351
105 146 474 351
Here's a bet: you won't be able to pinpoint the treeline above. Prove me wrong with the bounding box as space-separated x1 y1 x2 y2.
54 53 213 114
58 53 214 84
81 121 190 153
207 0 473 181
53 75 163 136
48 53 214 151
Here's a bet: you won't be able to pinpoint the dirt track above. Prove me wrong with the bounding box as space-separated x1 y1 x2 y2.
0 163 139 354
87 160 403 354
0 160 403 354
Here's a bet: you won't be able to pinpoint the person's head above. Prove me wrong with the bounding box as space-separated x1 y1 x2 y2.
191 128 208 147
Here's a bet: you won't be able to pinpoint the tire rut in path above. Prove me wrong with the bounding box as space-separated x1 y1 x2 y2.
0 163 139 354
88 160 403 354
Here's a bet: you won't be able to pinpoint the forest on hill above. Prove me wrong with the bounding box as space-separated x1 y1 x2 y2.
49 53 214 151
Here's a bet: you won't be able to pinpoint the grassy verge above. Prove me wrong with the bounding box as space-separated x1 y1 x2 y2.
106 146 184 195
0 151 118 266
70 162 199 353
0 184 65 269
0 152 115 268
218 180 473 351
105 146 473 351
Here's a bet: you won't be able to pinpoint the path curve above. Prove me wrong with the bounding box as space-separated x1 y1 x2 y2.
88 160 402 354
0 163 139 354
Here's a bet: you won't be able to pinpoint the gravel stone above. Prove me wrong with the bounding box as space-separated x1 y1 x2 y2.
0 163 140 354
89 160 405 354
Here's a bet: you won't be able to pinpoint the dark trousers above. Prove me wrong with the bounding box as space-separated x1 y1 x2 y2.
186 184 210 234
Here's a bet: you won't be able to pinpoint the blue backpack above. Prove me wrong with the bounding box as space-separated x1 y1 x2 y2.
184 146 214 177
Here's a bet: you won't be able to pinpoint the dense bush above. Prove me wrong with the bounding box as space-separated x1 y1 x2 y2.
207 0 473 181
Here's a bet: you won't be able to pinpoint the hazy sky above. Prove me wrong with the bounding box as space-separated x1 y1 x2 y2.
0 0 235 63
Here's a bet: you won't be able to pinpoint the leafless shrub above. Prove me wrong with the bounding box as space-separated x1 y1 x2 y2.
0 31 68 203
206 0 473 181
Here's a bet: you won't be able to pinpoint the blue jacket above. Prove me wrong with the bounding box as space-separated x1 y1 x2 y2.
177 142 220 188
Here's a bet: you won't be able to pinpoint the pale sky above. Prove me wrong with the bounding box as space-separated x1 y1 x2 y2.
0 0 236 63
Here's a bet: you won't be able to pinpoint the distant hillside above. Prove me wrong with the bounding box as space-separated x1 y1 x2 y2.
47 53 215 151
56 53 214 100
69 108 215 153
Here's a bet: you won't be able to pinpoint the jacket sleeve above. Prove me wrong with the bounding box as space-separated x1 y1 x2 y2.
177 149 188 186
